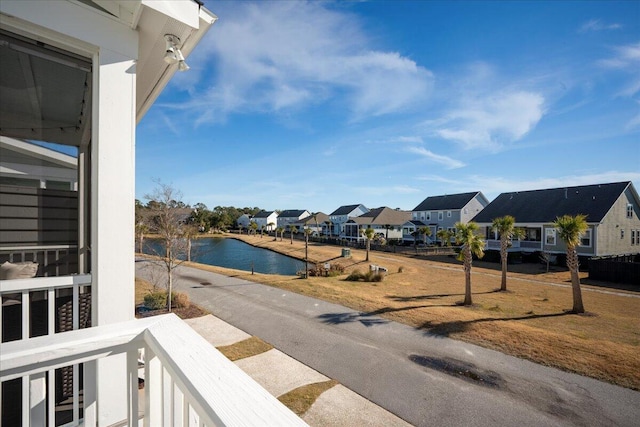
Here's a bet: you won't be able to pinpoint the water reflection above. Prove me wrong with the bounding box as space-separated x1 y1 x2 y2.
144 237 304 275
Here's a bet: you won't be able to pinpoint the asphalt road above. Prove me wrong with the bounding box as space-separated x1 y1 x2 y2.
136 260 640 427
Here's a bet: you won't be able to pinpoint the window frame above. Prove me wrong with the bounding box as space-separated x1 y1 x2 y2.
545 228 556 246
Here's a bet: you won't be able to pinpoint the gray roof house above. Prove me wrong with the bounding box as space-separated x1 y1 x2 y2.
412 191 489 244
277 209 311 229
344 207 412 242
253 210 278 231
291 212 330 236
329 204 369 236
472 181 640 257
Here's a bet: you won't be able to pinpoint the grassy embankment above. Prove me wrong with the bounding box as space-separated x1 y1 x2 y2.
170 232 640 391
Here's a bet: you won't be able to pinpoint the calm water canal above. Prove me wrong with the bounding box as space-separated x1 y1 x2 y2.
145 237 304 275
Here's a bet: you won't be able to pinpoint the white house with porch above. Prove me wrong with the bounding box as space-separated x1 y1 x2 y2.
0 1 304 426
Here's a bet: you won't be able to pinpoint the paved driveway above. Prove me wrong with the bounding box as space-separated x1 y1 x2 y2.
136 260 640 427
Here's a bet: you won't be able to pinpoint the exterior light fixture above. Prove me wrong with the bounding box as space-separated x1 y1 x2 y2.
164 34 189 71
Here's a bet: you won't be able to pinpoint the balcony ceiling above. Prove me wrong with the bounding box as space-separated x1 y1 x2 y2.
0 1 216 146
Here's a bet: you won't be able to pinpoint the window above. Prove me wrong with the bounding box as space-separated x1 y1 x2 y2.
621 229 625 239
579 229 592 247
438 211 443 221
545 228 556 245
632 230 636 245
425 212 431 221
627 204 634 219
447 211 452 217
412 212 418 220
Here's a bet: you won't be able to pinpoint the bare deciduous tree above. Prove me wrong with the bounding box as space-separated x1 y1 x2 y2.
145 182 188 312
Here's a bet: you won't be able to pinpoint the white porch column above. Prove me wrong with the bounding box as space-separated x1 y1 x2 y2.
92 41 137 426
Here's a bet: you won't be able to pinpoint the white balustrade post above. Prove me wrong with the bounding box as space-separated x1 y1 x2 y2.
84 360 97 427
30 372 46 426
162 367 173 425
127 348 139 426
144 347 161 427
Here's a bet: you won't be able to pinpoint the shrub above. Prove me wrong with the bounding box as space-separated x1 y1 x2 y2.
398 266 404 273
308 262 345 277
144 290 190 309
172 292 190 308
144 291 166 310
345 270 365 281
363 271 384 282
345 270 384 282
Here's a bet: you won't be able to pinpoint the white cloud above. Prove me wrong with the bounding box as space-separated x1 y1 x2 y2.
599 42 640 70
388 136 424 144
175 1 433 123
353 184 421 196
406 146 465 169
578 19 622 33
432 90 545 151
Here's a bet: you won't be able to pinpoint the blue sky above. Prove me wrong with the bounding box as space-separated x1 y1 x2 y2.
136 0 640 213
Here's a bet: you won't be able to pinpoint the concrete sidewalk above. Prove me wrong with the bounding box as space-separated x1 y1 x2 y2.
184 314 412 426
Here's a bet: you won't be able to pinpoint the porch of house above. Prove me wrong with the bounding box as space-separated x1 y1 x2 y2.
0 310 305 426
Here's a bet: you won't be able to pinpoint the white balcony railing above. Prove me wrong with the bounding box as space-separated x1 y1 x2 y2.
1 314 307 426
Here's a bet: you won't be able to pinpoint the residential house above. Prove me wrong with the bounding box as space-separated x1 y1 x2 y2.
236 213 253 229
329 204 369 237
344 207 412 242
472 181 640 258
402 220 432 245
0 1 301 426
277 209 311 230
411 191 489 244
253 210 278 232
292 212 330 236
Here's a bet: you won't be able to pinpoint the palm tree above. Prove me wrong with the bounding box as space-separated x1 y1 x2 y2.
491 215 525 292
135 221 149 254
260 224 265 238
553 214 588 313
290 225 298 244
361 226 376 261
384 224 392 241
183 224 199 262
249 221 258 236
455 221 485 306
276 226 284 241
268 222 275 238
436 228 454 247
325 220 333 238
313 214 320 238
419 226 432 245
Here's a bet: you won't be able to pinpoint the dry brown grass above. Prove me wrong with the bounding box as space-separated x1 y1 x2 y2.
278 380 339 416
183 234 640 390
216 337 274 361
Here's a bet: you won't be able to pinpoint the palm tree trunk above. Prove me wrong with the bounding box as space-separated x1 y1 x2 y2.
464 246 473 305
567 247 584 313
500 237 508 291
366 240 370 261
187 238 192 262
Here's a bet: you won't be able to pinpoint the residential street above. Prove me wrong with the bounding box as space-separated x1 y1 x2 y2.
136 260 640 427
